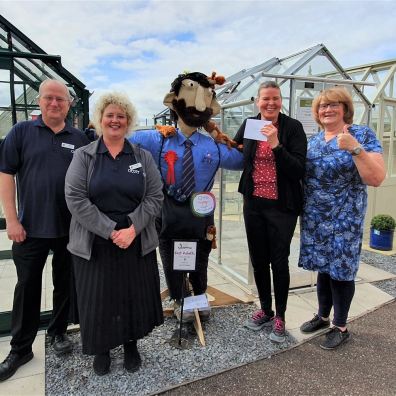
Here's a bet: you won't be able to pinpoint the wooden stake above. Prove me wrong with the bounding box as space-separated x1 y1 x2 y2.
193 309 205 346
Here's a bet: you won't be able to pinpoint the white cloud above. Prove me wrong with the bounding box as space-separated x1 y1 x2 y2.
1 0 396 123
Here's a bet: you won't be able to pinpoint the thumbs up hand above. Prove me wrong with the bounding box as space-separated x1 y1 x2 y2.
337 124 359 151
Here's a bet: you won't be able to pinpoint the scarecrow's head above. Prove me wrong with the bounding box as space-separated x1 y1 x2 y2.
163 72 225 132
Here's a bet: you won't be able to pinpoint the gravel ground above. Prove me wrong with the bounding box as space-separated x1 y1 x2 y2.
46 304 296 396
360 250 396 275
360 249 396 297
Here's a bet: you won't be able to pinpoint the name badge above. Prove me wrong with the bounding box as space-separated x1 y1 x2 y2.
190 192 216 217
61 142 75 150
129 162 142 170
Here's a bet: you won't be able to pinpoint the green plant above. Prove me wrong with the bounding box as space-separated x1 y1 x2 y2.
370 214 396 231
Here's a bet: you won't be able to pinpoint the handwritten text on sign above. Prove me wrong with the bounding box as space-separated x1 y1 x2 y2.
173 241 197 271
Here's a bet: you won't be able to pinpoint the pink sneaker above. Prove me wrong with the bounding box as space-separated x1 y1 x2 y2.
269 316 286 343
244 309 274 331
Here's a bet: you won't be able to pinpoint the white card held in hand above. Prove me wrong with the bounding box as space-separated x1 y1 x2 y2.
244 119 272 141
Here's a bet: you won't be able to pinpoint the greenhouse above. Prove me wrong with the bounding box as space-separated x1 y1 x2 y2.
0 15 89 140
187 43 396 286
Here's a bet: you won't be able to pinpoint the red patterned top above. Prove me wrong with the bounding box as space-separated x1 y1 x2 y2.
252 121 278 200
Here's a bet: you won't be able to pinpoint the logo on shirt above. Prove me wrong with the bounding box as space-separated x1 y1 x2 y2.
128 163 142 174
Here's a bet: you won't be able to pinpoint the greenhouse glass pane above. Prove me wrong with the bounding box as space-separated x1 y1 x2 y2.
15 57 45 81
370 104 380 134
276 53 307 74
0 82 10 106
0 70 9 82
234 79 261 102
0 32 7 49
0 110 12 137
14 82 24 100
297 55 338 76
16 110 28 122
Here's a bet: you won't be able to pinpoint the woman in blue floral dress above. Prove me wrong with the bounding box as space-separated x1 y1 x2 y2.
299 87 385 350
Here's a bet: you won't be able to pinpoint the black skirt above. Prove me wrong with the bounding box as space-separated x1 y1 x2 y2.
72 235 163 355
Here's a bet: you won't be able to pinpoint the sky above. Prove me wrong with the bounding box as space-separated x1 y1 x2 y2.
1 0 396 125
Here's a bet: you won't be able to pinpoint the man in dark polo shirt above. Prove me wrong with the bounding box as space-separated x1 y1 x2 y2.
0 79 89 381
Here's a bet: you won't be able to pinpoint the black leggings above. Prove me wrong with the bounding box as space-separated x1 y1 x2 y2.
317 272 355 327
243 197 297 319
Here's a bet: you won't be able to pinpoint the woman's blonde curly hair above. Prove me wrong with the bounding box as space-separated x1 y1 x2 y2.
92 92 137 136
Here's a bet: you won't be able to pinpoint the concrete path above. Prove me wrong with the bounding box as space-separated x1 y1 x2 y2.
162 300 396 396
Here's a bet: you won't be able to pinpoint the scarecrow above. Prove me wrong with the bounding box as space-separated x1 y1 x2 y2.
130 71 243 322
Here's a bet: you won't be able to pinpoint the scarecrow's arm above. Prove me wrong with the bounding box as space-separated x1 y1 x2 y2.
204 121 241 150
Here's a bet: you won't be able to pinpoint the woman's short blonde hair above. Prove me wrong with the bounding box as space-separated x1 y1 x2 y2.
312 86 354 127
92 92 137 136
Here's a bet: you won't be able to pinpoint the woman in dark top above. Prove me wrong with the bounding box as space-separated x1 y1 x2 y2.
234 81 307 343
65 92 163 375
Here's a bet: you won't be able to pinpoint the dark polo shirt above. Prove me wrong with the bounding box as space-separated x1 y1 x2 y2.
0 116 89 238
89 138 144 229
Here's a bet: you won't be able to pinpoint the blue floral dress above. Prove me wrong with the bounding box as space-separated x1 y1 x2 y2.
298 124 382 281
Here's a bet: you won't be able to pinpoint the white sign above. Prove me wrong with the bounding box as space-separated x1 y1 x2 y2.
173 241 197 271
183 294 210 311
296 97 318 136
244 119 271 141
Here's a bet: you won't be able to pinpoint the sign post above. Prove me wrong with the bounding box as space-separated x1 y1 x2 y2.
169 240 197 349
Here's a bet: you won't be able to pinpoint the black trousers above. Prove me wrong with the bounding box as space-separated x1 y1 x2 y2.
317 272 355 327
243 197 297 319
159 238 212 300
10 236 71 355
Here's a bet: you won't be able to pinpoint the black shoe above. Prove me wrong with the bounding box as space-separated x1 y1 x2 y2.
93 352 111 376
300 314 330 333
320 327 351 350
124 341 141 373
51 334 72 355
0 351 34 382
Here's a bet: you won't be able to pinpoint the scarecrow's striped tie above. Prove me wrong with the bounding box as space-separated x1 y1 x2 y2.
181 139 195 198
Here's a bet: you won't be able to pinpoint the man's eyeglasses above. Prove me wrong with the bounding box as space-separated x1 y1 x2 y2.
40 95 70 104
319 102 341 110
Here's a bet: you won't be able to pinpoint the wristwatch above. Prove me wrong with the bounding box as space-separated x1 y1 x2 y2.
350 145 363 156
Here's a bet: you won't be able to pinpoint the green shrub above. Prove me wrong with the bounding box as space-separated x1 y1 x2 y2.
370 214 396 231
